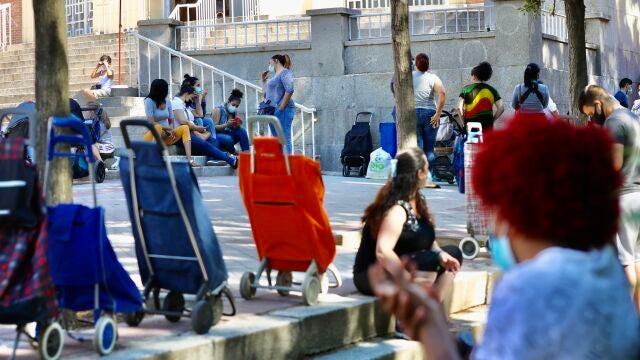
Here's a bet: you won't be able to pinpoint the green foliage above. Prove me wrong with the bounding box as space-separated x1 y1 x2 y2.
520 0 557 15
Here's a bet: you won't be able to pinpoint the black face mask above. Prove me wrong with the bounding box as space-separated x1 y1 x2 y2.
592 103 607 125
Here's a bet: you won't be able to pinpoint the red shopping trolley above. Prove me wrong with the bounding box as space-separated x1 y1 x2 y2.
238 116 341 305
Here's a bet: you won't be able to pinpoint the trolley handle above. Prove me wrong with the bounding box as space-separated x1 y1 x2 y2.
0 107 37 162
47 116 95 162
246 115 291 176
120 119 166 151
354 111 374 125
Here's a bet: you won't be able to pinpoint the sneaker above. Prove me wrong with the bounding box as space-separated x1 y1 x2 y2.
231 156 239 170
109 156 120 171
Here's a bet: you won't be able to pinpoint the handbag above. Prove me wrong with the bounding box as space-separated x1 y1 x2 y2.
258 100 275 116
90 84 101 90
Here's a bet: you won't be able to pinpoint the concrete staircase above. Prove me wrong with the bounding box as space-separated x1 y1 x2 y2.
0 33 136 108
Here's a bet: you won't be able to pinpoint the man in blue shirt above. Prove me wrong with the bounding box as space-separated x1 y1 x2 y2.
614 78 633 108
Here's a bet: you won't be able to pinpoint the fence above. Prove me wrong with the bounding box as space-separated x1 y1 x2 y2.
176 18 311 51
93 0 152 34
0 3 11 51
541 10 567 41
349 5 493 40
65 0 93 36
345 0 446 9
127 32 317 158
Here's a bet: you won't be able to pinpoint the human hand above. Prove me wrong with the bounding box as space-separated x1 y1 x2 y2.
196 126 206 133
430 114 440 128
202 88 209 97
165 129 176 141
368 258 446 341
438 252 460 273
261 71 269 82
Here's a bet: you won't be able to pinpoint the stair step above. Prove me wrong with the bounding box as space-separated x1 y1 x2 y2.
312 338 423 360
105 295 394 359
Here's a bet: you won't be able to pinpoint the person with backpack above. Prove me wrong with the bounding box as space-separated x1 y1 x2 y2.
511 63 549 113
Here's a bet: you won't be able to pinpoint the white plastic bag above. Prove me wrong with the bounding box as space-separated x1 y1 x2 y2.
436 116 454 142
366 148 392 179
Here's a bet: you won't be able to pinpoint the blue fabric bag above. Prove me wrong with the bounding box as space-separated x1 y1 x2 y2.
379 122 397 158
47 204 142 313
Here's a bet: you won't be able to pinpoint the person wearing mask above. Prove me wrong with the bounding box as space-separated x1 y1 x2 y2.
261 54 295 153
83 55 114 103
614 78 634 109
352 148 462 298
368 114 640 359
511 63 549 112
457 61 504 131
143 79 195 166
210 89 250 154
172 83 239 168
579 84 640 311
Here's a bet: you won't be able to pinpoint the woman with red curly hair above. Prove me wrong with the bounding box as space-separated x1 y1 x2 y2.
367 113 640 359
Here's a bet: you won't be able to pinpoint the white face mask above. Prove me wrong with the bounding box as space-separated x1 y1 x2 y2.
268 64 275 73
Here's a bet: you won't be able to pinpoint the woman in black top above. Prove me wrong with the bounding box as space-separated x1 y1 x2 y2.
353 148 462 296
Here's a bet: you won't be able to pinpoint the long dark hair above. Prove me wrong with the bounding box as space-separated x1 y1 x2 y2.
523 63 540 89
146 79 169 108
362 148 433 237
177 83 196 97
228 88 243 103
272 54 292 69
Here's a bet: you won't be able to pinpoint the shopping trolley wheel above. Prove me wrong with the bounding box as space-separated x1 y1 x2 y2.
303 274 321 306
94 316 117 355
448 178 455 185
95 160 106 183
239 272 257 300
358 165 366 177
342 165 350 177
321 263 343 294
191 300 213 334
123 311 144 327
460 237 480 260
39 321 64 360
209 295 223 326
276 271 293 296
163 291 185 323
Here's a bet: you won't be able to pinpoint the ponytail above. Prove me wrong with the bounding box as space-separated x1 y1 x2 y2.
283 54 292 69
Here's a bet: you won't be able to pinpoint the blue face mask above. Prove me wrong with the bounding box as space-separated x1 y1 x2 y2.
195 86 203 94
268 64 275 73
489 232 516 272
227 104 236 113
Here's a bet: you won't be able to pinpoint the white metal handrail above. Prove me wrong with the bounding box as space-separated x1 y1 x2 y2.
349 5 493 40
541 10 567 41
169 0 260 25
176 18 311 51
127 32 317 158
346 0 446 9
0 3 11 51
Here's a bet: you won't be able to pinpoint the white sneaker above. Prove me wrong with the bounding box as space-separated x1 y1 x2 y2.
109 156 120 170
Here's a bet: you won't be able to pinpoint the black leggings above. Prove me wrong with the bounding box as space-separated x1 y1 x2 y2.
353 245 463 296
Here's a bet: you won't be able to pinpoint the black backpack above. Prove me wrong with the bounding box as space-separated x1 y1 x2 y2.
340 120 373 166
515 82 545 110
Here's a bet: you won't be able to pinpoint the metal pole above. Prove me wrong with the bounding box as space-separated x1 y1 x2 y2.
118 0 122 83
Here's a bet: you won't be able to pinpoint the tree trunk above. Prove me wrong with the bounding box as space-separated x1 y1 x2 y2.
564 0 588 123
33 0 71 205
391 0 417 151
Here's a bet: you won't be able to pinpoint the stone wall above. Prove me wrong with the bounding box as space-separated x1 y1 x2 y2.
138 0 640 171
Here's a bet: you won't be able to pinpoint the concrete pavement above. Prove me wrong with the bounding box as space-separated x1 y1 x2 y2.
0 175 491 359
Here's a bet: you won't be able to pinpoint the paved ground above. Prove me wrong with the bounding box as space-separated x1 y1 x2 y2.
1 175 484 358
